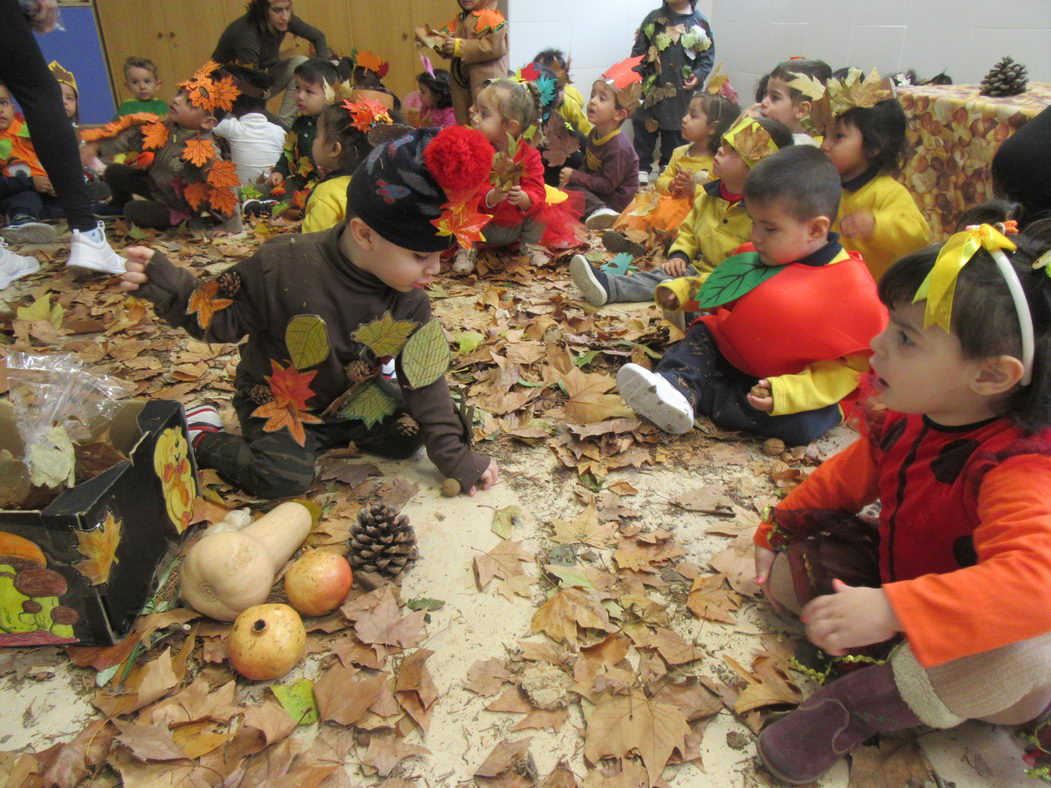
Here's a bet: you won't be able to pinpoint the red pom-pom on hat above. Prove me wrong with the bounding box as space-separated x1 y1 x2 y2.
423 125 494 198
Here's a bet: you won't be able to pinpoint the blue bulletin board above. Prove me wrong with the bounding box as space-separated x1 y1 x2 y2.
34 2 116 124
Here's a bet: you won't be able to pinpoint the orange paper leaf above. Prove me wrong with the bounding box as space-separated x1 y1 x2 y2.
206 159 239 189
182 180 210 211
208 185 239 216
186 280 233 330
472 8 506 33
74 512 122 586
182 138 216 167
250 400 323 447
355 50 385 74
141 121 170 151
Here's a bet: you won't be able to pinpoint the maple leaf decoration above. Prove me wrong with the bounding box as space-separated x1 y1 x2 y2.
724 118 776 166
251 360 324 446
342 98 393 132
519 62 541 83
141 121 170 151
182 180 211 211
541 117 580 167
602 55 644 90
80 112 160 142
828 67 892 119
432 194 492 249
208 184 239 216
182 137 217 167
178 61 240 113
489 150 524 191
187 280 233 330
355 50 389 78
74 511 122 586
206 159 239 189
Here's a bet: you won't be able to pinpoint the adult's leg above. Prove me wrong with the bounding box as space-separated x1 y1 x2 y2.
657 127 684 168
268 55 309 127
0 0 94 233
631 116 657 175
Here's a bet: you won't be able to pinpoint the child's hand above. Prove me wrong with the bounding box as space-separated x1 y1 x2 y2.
839 211 876 240
485 188 508 208
747 379 774 411
662 257 687 277
558 167 573 188
506 186 531 210
120 246 155 292
267 171 284 188
657 287 680 310
440 37 457 57
669 171 695 198
754 544 787 614
32 175 55 196
683 74 700 90
801 580 900 655
468 459 501 496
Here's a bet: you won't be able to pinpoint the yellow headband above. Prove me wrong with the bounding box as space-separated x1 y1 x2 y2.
48 60 77 96
722 117 778 167
914 223 1033 385
827 67 892 119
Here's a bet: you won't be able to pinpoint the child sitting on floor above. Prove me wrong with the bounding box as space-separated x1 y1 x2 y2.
212 65 285 186
301 99 388 234
753 219 1051 784
534 48 591 135
116 57 169 118
120 126 500 500
48 60 108 201
603 91 740 256
82 63 241 231
570 115 790 307
0 80 60 244
455 78 548 272
404 62 456 129
819 68 930 280
759 58 831 145
617 146 886 445
559 57 642 230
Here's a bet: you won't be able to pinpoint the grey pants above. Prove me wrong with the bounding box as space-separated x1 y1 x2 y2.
268 55 310 127
483 216 545 248
604 264 704 304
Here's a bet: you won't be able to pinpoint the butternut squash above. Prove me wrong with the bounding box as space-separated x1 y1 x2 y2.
180 501 314 621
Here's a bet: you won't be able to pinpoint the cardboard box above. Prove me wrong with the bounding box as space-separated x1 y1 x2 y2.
0 400 197 646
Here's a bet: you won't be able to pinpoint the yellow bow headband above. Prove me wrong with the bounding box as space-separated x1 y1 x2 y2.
722 116 778 168
914 223 1034 385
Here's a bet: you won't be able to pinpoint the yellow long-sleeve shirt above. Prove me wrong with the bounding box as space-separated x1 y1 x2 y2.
301 175 350 234
653 144 713 195
560 84 592 135
834 172 930 281
666 180 752 272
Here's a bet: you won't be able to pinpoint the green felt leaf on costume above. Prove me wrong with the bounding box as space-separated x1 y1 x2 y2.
401 318 451 390
352 312 418 359
285 314 330 370
270 678 318 725
0 138 11 161
695 251 784 310
239 183 263 201
681 29 710 51
337 380 397 428
453 330 485 354
654 32 672 51
600 253 637 277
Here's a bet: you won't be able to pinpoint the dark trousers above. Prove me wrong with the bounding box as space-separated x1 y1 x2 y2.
196 393 425 499
2 189 63 222
0 0 95 232
632 118 684 173
103 164 172 229
657 323 842 445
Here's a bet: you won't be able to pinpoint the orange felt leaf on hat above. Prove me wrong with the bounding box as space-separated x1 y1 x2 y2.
205 75 240 113
182 180 211 211
208 185 239 216
182 137 217 167
187 280 233 329
191 60 222 82
356 50 385 74
602 55 644 90
206 159 240 189
342 98 392 132
141 121 170 151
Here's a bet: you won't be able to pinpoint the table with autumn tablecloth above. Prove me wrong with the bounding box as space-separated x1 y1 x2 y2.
896 83 1051 239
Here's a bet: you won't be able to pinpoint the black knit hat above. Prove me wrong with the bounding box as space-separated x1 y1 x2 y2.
348 126 495 252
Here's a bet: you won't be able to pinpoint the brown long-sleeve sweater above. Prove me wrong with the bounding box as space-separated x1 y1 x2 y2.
137 225 491 489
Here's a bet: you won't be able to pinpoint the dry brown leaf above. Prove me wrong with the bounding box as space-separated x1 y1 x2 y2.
465 657 514 696
686 574 742 624
237 699 297 753
551 504 618 548
354 587 426 648
475 737 533 779
331 632 385 669
171 720 233 760
396 649 438 708
562 368 634 424
519 638 573 667
650 677 723 723
497 574 537 601
363 731 430 778
543 761 581 787
38 719 114 788
486 685 534 713
315 663 386 726
531 588 612 645
727 655 804 714
474 538 533 590
113 719 185 762
584 689 689 782
847 737 934 787
669 485 735 515
638 627 704 666
512 707 569 732
709 534 760 596
92 647 179 717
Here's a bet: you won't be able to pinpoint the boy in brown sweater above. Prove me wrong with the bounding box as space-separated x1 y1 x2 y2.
121 126 500 499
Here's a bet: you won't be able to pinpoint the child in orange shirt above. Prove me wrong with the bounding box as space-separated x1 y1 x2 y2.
0 81 59 244
753 219 1051 784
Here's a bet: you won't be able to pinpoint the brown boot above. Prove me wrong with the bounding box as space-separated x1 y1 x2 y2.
757 663 922 784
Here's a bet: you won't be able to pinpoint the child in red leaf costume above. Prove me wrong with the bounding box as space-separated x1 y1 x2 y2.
120 126 500 500
753 217 1051 784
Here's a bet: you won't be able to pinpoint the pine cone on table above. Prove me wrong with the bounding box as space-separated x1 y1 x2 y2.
349 503 419 579
980 57 1028 97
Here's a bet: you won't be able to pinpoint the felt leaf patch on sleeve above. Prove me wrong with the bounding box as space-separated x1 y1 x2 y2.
337 380 398 428
352 313 418 359
251 360 324 446
187 280 233 330
401 319 451 389
75 511 122 586
285 314 330 370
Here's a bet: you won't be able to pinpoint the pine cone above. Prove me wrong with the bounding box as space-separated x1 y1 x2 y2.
348 503 418 579
215 270 242 298
394 414 419 437
345 360 374 384
249 383 272 404
980 57 1028 97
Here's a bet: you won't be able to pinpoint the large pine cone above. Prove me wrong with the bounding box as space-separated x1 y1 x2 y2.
980 56 1028 97
215 270 243 298
349 503 418 579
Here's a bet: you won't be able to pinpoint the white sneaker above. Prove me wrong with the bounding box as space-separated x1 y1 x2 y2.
0 238 41 289
67 221 126 275
184 404 223 450
638 170 650 185
584 208 619 230
569 254 609 306
1 220 58 244
617 363 695 434
452 247 477 274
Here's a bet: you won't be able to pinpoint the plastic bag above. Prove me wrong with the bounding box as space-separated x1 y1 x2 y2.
19 0 62 33
3 353 130 479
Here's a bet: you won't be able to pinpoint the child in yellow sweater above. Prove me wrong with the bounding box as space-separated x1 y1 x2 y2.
819 70 930 280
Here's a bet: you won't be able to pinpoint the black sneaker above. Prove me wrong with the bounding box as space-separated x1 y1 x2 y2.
243 199 277 217
601 229 646 257
92 200 124 218
569 254 610 306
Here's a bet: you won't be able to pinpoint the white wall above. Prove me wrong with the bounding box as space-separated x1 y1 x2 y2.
508 1 714 98
508 0 1049 113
